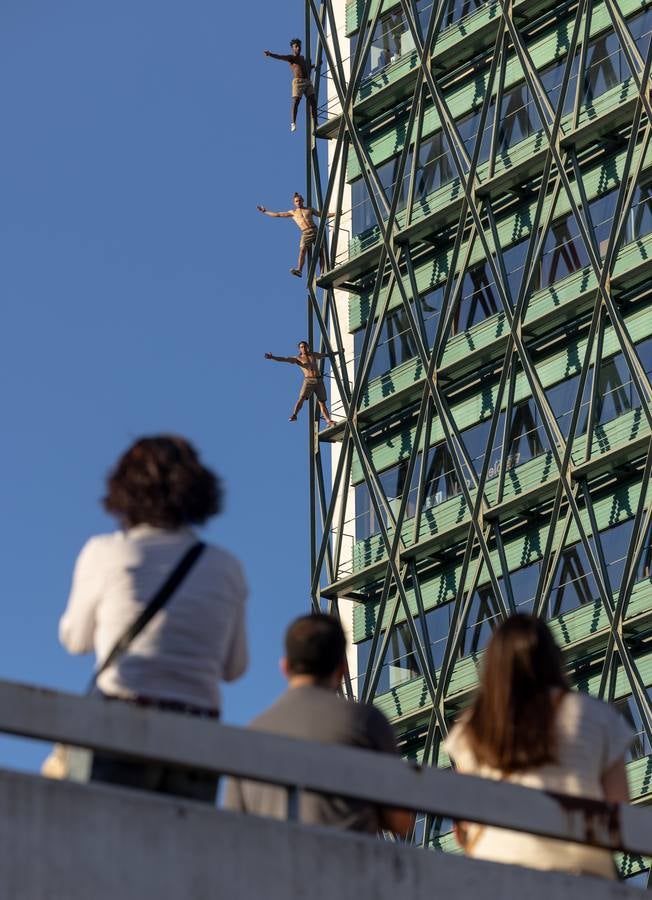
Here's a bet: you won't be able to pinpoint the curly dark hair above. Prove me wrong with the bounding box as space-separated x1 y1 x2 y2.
103 435 223 529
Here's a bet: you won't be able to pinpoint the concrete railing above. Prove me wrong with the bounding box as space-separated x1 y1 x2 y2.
0 679 650 899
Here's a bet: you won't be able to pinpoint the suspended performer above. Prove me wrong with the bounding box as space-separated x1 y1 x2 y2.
265 342 335 427
264 38 317 132
257 193 334 277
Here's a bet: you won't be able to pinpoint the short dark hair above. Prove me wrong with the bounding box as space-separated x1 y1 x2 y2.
285 614 346 678
103 435 223 529
290 38 301 48
298 340 310 348
293 191 303 201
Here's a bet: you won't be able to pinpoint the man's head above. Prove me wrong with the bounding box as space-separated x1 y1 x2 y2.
290 38 302 55
282 614 347 687
298 341 310 354
293 192 304 207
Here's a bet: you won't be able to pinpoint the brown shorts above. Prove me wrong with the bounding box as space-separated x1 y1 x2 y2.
292 77 315 99
299 377 327 402
300 229 317 250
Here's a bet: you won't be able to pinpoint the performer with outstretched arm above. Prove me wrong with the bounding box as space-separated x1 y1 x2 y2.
257 193 334 277
265 342 335 427
264 39 317 132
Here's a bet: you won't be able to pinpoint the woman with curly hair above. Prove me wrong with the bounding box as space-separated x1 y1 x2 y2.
445 614 632 878
59 435 248 803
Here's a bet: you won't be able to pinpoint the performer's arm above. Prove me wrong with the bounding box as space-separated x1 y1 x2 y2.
265 353 297 364
264 50 293 62
257 205 293 218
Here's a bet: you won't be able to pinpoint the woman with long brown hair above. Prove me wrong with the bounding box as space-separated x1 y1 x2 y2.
445 614 632 878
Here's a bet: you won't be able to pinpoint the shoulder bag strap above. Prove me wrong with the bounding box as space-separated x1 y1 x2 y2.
90 541 206 688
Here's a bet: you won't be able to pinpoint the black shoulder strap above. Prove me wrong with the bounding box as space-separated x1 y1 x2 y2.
91 541 206 687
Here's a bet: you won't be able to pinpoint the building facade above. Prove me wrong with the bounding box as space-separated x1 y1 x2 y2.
305 0 652 883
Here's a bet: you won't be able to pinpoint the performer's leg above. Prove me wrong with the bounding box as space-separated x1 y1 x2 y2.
318 400 335 427
290 397 304 421
291 97 301 130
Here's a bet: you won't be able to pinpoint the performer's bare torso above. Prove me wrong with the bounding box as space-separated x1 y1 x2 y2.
292 206 317 232
288 54 311 80
295 352 321 378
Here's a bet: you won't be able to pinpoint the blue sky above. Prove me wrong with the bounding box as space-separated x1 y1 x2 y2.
1 1 327 769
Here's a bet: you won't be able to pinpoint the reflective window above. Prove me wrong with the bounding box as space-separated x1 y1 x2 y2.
628 6 652 58
536 214 588 290
356 620 423 694
498 84 537 154
593 354 635 427
354 457 413 541
506 398 546 466
508 561 540 612
414 132 455 199
351 153 407 238
422 442 462 509
589 191 617 259
442 0 485 29
457 105 493 165
387 622 422 687
453 259 501 333
583 31 624 105
464 416 503 476
354 437 469 541
353 287 444 382
352 7 415 82
634 516 652 582
539 54 579 115
602 518 635 589
547 543 597 618
458 584 500 656
546 374 581 440
629 180 652 242
424 601 456 670
490 398 546 470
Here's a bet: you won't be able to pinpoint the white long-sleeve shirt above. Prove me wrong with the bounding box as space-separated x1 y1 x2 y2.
59 525 248 711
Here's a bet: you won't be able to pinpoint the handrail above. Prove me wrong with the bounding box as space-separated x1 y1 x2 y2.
0 679 650 856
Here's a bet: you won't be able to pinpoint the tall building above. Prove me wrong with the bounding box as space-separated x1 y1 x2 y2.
306 0 652 883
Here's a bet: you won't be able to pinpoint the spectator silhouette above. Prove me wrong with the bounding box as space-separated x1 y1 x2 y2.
224 613 413 837
59 435 248 803
446 614 632 878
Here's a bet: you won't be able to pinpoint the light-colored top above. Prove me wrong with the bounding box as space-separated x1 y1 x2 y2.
445 691 633 879
59 525 248 711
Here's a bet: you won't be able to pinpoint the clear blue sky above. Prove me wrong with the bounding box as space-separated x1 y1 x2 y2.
1 1 324 769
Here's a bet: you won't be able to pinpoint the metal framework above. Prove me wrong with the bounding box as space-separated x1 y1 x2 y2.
304 0 652 879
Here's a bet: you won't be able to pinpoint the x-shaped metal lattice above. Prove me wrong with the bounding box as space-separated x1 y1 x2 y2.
303 0 652 863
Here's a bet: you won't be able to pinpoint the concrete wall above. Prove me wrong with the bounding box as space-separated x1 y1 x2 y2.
0 768 640 900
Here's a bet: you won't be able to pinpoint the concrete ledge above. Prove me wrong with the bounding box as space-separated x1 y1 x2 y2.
0 769 642 900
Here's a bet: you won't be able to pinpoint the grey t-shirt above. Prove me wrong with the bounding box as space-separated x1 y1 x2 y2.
223 685 398 832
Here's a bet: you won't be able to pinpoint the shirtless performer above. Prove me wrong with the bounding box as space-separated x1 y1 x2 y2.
257 193 334 277
265 342 335 426
264 39 317 132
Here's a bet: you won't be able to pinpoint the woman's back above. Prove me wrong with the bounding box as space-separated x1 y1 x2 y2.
446 690 633 878
60 524 248 711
